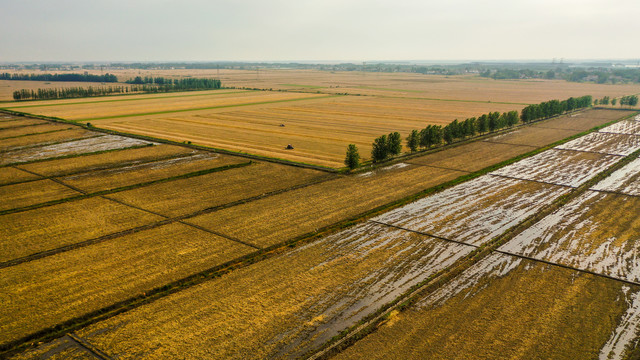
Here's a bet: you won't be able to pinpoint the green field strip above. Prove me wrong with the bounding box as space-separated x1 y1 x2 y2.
0 90 252 109
1 110 633 358
77 94 339 121
0 128 71 140
0 161 253 216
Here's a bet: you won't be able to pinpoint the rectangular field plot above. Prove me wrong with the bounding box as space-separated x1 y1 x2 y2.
531 109 637 131
599 119 640 135
0 179 81 211
16 143 195 177
14 90 320 121
23 223 473 359
406 141 531 172
556 132 640 156
107 162 328 218
592 156 640 196
335 254 636 360
500 191 640 282
60 152 244 193
0 118 46 129
489 149 620 187
483 126 576 147
186 164 465 248
374 175 570 246
0 197 163 262
0 123 72 139
0 222 254 345
0 128 94 153
0 167 41 186
1 134 154 165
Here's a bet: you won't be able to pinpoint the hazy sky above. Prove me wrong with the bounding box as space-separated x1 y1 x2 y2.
1 0 638 62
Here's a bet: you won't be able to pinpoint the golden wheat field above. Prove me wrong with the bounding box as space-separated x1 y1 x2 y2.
0 222 254 344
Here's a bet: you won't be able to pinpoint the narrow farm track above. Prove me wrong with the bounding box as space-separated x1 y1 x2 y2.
1 109 638 358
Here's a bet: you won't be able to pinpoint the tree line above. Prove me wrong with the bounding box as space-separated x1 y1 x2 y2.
0 72 118 83
345 95 597 170
594 95 638 106
126 76 221 90
520 96 592 123
13 86 131 100
12 78 222 101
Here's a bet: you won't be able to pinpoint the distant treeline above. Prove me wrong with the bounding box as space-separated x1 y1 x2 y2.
126 76 221 90
355 95 594 166
0 72 118 83
13 86 130 100
12 78 222 100
481 68 640 84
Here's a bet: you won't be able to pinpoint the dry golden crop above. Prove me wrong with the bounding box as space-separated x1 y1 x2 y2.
0 123 71 138
60 152 244 193
0 179 81 211
0 167 40 185
106 161 328 218
187 164 465 248
0 222 254 344
0 197 163 262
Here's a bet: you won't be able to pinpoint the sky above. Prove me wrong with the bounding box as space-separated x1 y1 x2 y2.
1 0 639 63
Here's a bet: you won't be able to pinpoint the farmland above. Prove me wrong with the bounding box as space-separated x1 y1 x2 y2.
3 69 639 168
1 65 639 360
5 107 638 359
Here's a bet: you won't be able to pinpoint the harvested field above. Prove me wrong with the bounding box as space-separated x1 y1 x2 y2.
336 254 634 360
592 156 640 196
0 197 163 262
1 135 153 165
599 119 640 135
483 126 577 147
186 164 465 248
16 144 195 177
407 141 535 172
556 132 640 156
531 109 637 131
60 152 244 193
0 222 254 344
86 95 521 168
0 118 46 129
0 179 81 211
106 161 328 218
0 128 94 153
374 176 570 245
501 191 640 282
20 223 472 359
0 167 41 186
3 91 323 121
0 123 71 139
489 149 620 187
